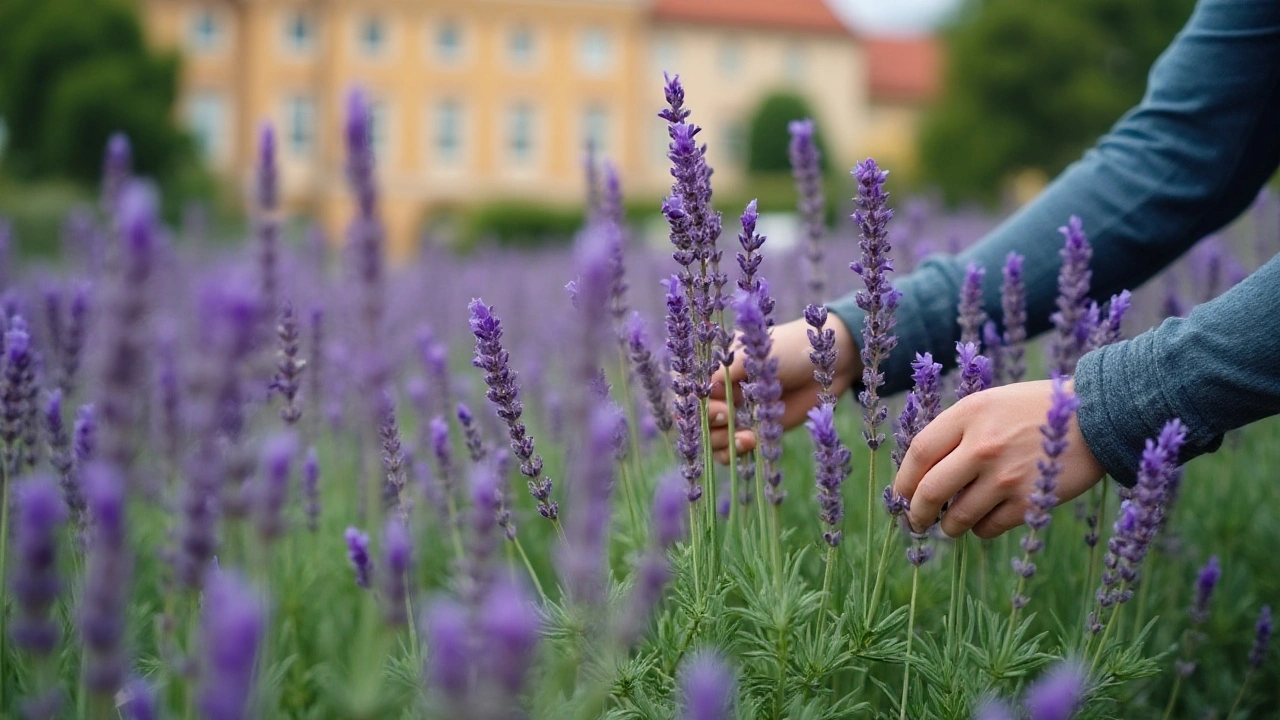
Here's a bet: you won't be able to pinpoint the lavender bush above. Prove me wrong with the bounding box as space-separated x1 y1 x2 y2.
0 79 1273 720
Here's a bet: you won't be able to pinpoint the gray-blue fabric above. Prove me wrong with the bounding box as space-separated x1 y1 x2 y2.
825 0 1280 485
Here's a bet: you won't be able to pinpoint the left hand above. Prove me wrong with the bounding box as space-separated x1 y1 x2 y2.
892 379 1107 539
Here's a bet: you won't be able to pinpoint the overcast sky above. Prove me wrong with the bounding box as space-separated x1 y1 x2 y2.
830 0 963 34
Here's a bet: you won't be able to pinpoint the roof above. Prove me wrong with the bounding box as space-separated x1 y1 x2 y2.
865 35 943 104
650 0 853 36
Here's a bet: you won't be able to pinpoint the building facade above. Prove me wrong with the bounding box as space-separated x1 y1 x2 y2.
142 0 908 257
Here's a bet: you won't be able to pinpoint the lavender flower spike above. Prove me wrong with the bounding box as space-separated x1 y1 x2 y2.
664 275 703 502
891 353 942 471
478 577 541 700
627 312 674 433
79 463 132 696
9 476 67 656
805 304 837 405
1088 290 1132 351
736 285 784 505
1010 376 1079 608
256 124 280 312
2 316 34 474
955 342 993 400
679 651 736 720
121 678 158 720
1250 605 1272 668
789 118 827 300
958 262 987 346
456 402 488 462
618 472 687 645
807 403 851 547
1024 662 1085 720
381 517 414 626
45 390 80 519
850 158 901 451
198 570 265 720
1001 252 1027 383
254 432 296 541
1050 216 1093 376
345 527 373 589
272 300 305 425
424 598 471 703
469 298 557 520
302 447 320 532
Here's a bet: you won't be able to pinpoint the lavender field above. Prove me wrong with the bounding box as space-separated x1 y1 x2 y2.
0 77 1276 720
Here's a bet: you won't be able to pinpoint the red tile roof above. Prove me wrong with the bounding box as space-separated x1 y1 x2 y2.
865 36 943 104
651 0 853 36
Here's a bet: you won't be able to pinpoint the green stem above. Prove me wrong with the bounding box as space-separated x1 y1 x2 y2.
755 451 767 539
512 537 547 602
1089 584 1127 676
1161 673 1183 720
551 517 568 546
899 566 921 720
770 504 784 591
1227 668 1254 719
723 368 740 540
689 502 702 601
866 517 897 627
444 495 466 564
864 449 877 609
773 617 791 720
820 545 836 623
615 351 646 537
1083 483 1107 616
699 403 718 579
979 541 989 604
950 535 970 661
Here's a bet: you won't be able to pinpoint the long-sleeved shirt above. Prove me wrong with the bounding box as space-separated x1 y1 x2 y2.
827 0 1280 485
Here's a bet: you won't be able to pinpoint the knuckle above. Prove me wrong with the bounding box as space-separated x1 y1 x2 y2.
968 436 1004 463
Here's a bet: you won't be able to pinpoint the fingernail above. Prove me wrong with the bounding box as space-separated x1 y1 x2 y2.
735 438 745 452
714 412 725 424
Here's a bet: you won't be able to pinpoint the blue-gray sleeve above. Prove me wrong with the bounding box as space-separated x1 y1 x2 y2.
827 0 1280 478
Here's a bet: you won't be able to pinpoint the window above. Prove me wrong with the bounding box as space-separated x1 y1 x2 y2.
190 8 222 51
578 28 612 73
434 101 463 163
507 104 536 164
284 11 315 54
583 106 609 154
785 45 806 81
359 15 388 57
435 19 463 63
285 95 316 156
369 100 390 158
508 26 535 67
189 92 227 161
719 39 742 77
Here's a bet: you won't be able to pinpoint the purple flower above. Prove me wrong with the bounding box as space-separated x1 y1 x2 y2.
424 598 471 702
2 316 34 473
1251 605 1272 669
982 320 1004 386
736 286 784 505
736 200 770 313
1011 376 1079 607
664 276 703 502
652 470 688 550
198 570 265 720
618 474 686 645
955 342 992 400
45 390 80 518
679 651 736 720
345 527 373 589
560 403 618 606
381 517 414 626
379 394 408 513
1050 216 1093 376
79 463 132 696
308 306 324 426
789 118 826 300
102 133 132 212
958 262 987 346
479 578 541 698
272 300 305 425
1087 290 1132 351
850 158 901 451
302 447 320 533
74 404 96 473
1183 555 1222 625
465 459 502 601
907 534 934 567
254 432 296 541
456 402 488 463
807 404 851 547
892 353 942 470
427 414 452 504
121 678 158 720
805 304 837 404
9 477 67 656
256 124 280 312
1024 662 1084 720
627 312 674 434
59 282 89 397
974 699 1015 720
469 298 556 520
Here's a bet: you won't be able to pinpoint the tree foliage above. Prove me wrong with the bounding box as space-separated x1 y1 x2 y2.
0 0 191 185
746 92 831 174
918 0 1196 203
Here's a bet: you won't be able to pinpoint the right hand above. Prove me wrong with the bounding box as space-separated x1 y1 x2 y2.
708 312 862 464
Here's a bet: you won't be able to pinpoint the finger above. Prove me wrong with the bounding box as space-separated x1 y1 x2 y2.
709 378 746 404
709 352 749 400
708 401 731 429
779 387 822 431
906 448 980 534
712 431 757 465
973 501 1027 540
938 481 1004 538
893 404 967 500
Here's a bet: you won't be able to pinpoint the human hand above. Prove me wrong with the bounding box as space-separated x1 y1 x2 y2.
892 379 1106 539
707 312 861 464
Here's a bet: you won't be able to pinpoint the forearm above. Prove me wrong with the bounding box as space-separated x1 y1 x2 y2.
1075 252 1280 485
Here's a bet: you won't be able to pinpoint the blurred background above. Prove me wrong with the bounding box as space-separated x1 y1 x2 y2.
0 0 1196 259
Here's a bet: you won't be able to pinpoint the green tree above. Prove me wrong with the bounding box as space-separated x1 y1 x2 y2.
0 0 192 185
919 0 1195 204
746 92 831 174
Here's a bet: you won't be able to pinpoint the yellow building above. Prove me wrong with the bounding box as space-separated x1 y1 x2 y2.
141 1 922 257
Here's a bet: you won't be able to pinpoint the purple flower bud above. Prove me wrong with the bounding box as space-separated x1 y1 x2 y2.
955 342 992 400
9 477 67 656
122 678 158 720
628 312 674 434
1087 290 1132 351
736 286 784 505
2 316 34 472
379 394 408 513
1001 252 1027 383
1251 605 1272 669
982 320 1004 385
805 304 837 404
892 353 942 470
272 301 305 425
679 651 736 720
45 390 79 517
381 518 414 626
789 119 826 300
254 433 296 541
958 262 987 346
302 447 320 532
652 471 688 549
102 133 132 211
456 402 488 463
73 404 97 482
1023 662 1084 720
664 276 703 501
1189 556 1220 624
807 403 850 547
851 158 900 452
1050 216 1093 376
345 527 373 589
198 570 265 720
79 463 132 696
479 578 541 697
424 598 471 702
